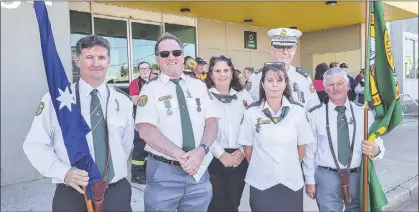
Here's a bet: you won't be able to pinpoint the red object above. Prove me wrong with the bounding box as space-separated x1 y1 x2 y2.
128 78 140 96
313 80 325 91
243 100 248 107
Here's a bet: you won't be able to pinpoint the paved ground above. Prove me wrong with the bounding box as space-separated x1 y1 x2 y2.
1 117 418 211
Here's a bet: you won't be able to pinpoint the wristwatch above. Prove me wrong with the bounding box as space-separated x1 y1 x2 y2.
199 144 210 154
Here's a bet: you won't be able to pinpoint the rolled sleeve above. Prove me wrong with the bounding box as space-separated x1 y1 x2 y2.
135 84 158 126
238 111 254 146
210 141 225 159
373 137 386 160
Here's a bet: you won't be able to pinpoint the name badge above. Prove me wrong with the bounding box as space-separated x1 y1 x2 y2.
259 119 272 125
158 95 172 101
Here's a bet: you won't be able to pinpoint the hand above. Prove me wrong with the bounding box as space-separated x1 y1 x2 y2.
231 150 245 167
305 184 316 199
362 140 379 156
219 152 235 168
180 148 206 176
174 150 187 166
64 167 89 194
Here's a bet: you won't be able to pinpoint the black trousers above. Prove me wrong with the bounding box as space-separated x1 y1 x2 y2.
131 130 148 177
208 150 248 212
52 178 132 212
250 184 303 212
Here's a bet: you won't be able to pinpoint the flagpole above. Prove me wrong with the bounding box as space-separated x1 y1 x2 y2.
83 186 94 212
363 1 371 211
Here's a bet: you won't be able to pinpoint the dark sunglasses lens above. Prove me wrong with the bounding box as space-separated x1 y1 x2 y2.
172 50 183 57
159 51 170 58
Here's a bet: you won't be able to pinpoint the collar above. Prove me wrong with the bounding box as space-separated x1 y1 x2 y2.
209 87 238 96
78 78 108 98
328 98 351 113
286 65 296 72
159 72 189 85
261 96 291 116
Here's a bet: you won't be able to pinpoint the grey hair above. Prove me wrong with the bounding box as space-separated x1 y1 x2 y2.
76 35 111 57
154 32 184 56
323 67 350 87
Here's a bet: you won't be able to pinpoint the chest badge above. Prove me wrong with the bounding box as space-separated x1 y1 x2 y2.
164 100 173 115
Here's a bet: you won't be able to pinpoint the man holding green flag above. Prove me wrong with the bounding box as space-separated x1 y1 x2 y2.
360 0 403 211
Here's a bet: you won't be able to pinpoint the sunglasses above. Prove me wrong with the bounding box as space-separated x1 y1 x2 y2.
157 50 183 58
264 62 285 70
211 55 231 62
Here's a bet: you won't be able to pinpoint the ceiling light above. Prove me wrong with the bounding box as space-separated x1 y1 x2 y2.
325 1 337 6
180 8 190 13
244 19 253 23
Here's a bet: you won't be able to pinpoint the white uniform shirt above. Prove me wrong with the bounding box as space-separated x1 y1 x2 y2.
23 79 134 184
208 87 254 158
248 66 320 112
302 99 386 185
238 97 314 191
135 73 221 160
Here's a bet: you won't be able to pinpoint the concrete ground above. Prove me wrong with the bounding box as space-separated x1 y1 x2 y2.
1 117 418 211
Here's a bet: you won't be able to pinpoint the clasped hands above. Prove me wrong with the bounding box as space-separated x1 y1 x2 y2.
175 147 206 176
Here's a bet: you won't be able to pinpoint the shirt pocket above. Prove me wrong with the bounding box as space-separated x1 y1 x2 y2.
186 97 205 123
156 98 179 117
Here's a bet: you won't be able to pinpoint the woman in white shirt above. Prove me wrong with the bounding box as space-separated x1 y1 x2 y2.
204 55 254 212
238 62 314 211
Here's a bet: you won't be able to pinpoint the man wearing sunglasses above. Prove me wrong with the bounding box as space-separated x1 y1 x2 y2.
135 32 220 211
248 28 320 112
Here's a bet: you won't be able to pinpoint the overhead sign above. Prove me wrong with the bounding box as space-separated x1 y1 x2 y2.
244 31 257 50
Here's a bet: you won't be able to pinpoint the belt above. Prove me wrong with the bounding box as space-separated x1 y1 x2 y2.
224 148 238 154
149 153 181 167
318 166 360 173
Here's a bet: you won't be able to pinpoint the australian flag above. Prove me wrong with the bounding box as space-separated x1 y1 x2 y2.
33 1 100 199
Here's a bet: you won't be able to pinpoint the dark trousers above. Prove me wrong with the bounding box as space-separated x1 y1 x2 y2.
131 130 148 177
250 184 303 212
208 150 248 212
52 178 132 212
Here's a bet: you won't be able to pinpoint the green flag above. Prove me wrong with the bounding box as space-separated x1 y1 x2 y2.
360 1 403 211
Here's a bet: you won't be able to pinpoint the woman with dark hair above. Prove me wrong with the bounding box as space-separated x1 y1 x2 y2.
238 62 314 211
314 63 329 102
128 61 151 184
204 55 254 212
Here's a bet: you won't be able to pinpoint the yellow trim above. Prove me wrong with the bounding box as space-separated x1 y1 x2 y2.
131 160 145 166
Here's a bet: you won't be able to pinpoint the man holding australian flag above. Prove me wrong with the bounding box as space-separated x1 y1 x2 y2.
23 2 134 211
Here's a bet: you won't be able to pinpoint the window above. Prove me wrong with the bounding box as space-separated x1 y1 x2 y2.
131 22 161 79
164 23 196 58
70 11 92 83
94 17 129 84
404 38 418 79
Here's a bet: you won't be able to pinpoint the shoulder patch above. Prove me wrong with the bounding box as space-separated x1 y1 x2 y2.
246 101 260 109
35 102 45 116
137 95 148 107
146 76 159 84
114 87 131 100
308 103 323 113
295 67 309 78
289 100 304 108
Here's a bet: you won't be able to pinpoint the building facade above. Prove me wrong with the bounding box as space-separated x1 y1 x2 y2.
1 1 417 186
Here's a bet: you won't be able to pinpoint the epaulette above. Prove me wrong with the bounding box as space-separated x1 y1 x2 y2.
295 67 309 78
254 67 263 74
114 87 131 100
246 101 260 109
289 100 304 108
308 102 323 113
146 76 159 84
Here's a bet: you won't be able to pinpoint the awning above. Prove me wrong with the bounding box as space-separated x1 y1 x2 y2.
105 1 418 32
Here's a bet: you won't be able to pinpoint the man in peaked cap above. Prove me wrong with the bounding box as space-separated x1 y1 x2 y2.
248 28 320 112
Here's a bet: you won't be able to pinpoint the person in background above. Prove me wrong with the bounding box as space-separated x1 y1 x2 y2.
313 63 329 102
183 56 196 77
339 63 356 101
329 62 340 69
194 57 208 81
150 68 160 80
128 61 151 184
354 70 365 104
239 62 314 211
243 67 254 91
204 55 254 212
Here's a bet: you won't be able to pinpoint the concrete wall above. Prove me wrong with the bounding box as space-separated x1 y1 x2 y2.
196 18 301 72
299 24 362 77
1 2 72 186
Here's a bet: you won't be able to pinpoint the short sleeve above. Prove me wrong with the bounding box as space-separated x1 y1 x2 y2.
237 110 254 146
297 109 315 145
201 84 221 120
128 79 140 96
135 84 158 126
